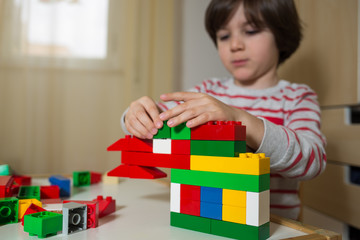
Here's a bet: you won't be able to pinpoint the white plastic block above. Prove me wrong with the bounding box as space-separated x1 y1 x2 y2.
170 183 180 213
153 139 172 154
62 202 87 235
246 190 270 226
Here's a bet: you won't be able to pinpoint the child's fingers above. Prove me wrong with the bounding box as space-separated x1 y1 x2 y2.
160 92 202 102
141 100 163 129
128 118 153 139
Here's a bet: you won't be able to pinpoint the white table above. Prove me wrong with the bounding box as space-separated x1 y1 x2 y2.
0 178 320 239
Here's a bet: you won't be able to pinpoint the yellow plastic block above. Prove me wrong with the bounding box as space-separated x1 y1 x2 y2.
223 189 246 207
222 205 246 224
18 199 42 219
190 153 270 175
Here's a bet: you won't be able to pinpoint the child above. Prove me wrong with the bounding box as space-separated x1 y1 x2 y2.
121 0 326 220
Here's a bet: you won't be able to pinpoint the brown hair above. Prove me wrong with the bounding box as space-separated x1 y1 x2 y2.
205 0 302 65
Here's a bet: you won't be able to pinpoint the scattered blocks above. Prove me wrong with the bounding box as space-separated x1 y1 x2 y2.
90 172 102 184
62 202 87 235
93 196 115 218
18 198 42 220
24 211 63 238
73 171 91 187
18 186 41 201
21 203 46 226
0 197 18 225
63 200 99 228
13 175 32 186
40 185 60 199
49 175 71 198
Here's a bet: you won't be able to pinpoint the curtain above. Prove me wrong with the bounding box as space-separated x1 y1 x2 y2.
0 0 177 175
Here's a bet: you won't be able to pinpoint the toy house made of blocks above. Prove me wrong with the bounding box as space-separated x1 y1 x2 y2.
107 121 270 240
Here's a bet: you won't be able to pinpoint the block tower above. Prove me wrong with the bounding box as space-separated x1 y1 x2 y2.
107 121 270 240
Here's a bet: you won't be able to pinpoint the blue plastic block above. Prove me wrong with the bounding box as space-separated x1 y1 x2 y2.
49 175 71 197
200 202 222 220
201 186 222 204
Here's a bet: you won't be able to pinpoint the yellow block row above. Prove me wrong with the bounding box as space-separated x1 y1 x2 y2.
190 153 270 175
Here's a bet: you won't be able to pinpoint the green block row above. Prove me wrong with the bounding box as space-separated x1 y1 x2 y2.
170 212 269 240
191 140 246 157
171 169 269 192
18 186 41 201
154 121 191 140
73 171 91 187
0 197 19 225
153 120 171 139
24 211 63 238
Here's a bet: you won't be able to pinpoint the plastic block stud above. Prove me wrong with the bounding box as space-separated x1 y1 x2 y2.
24 211 63 238
62 202 87 235
73 171 91 187
0 197 18 225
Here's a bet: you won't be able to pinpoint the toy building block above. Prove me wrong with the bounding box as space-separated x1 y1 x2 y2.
107 135 153 152
49 175 71 197
63 200 99 228
153 139 172 154
18 186 41 201
200 201 222 220
191 121 246 141
211 219 269 240
200 186 222 204
93 196 115 218
170 183 180 213
0 197 18 225
181 198 200 216
170 212 211 234
102 171 121 184
180 184 201 216
190 153 270 175
21 203 46 226
190 140 246 157
0 175 14 198
246 190 270 227
121 151 190 170
18 199 42 220
73 171 91 187
171 122 191 140
171 140 191 155
107 164 167 179
90 171 102 184
62 202 87 235
153 120 171 139
13 175 32 186
222 189 246 208
171 169 270 192
0 164 11 175
40 185 60 199
24 211 63 238
222 204 246 224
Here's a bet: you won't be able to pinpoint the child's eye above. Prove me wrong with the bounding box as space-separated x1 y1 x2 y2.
245 30 260 35
218 34 229 41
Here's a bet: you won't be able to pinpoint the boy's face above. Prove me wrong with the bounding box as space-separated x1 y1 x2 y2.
216 4 279 89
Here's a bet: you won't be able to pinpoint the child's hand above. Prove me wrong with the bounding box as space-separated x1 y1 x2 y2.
159 92 239 128
125 96 163 139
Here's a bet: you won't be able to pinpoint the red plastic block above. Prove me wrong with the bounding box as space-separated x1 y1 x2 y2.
121 151 190 170
171 140 191 155
90 172 102 184
63 200 99 228
13 175 32 186
180 199 200 216
21 204 46 226
0 176 14 198
11 185 20 196
107 135 152 152
93 196 116 218
181 184 201 201
191 121 246 141
40 185 60 199
107 164 167 179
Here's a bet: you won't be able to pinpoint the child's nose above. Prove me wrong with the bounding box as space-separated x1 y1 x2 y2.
230 36 244 51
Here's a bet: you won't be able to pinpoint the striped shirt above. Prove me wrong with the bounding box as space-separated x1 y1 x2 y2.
121 78 327 220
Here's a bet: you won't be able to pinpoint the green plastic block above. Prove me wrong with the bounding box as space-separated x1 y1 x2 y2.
170 212 211 234
24 211 63 238
73 171 91 187
190 140 246 157
18 186 41 201
153 121 171 139
211 219 270 240
171 122 191 140
0 164 11 175
171 169 270 192
0 197 18 225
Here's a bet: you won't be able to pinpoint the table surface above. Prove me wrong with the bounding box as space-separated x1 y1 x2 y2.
0 178 322 240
